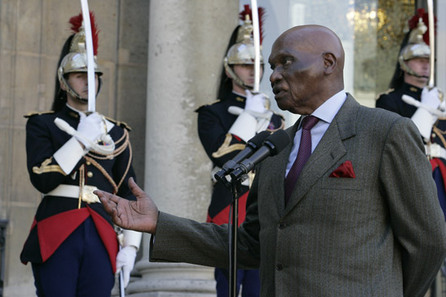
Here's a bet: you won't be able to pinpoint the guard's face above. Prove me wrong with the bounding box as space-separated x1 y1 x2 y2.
233 64 264 88
65 72 99 99
406 57 430 81
62 72 100 111
269 35 324 115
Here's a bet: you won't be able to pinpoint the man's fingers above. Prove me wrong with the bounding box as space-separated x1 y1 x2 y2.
95 190 118 212
128 177 145 198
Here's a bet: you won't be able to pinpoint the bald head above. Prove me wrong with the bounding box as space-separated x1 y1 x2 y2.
278 25 344 75
268 25 345 114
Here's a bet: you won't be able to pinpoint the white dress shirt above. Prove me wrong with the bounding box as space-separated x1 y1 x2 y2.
285 91 347 176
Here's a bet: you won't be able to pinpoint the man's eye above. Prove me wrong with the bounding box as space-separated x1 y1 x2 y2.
283 58 293 66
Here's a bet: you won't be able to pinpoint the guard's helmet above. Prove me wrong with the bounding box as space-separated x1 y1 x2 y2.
58 12 102 102
398 19 430 72
398 11 432 78
224 5 264 90
224 18 263 66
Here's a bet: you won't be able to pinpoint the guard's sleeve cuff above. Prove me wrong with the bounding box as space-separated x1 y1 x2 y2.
411 107 437 141
123 229 142 250
53 137 87 174
228 112 258 142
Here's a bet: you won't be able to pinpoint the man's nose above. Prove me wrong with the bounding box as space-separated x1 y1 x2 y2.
270 69 281 83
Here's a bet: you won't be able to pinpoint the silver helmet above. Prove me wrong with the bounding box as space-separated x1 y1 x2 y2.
58 13 102 102
398 18 430 77
224 13 264 90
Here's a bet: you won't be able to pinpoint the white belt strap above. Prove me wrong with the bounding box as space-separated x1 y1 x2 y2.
44 184 100 204
426 143 446 160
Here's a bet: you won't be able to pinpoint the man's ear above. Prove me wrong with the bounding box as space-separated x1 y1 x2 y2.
59 78 67 91
322 52 337 74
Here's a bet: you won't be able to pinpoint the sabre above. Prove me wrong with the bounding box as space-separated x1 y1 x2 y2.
427 0 435 88
250 0 261 93
80 0 96 112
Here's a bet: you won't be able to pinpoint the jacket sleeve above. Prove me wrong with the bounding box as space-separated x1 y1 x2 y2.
197 106 247 168
149 179 261 269
26 115 84 193
380 116 446 297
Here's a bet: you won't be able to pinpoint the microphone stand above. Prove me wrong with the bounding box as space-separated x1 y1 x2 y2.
228 178 242 297
217 172 245 297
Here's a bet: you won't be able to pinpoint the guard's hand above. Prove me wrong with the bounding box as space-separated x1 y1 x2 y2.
116 246 137 288
421 87 441 110
75 112 104 149
95 177 159 233
245 89 267 114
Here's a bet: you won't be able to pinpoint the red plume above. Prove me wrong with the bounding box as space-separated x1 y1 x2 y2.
239 4 265 45
408 8 436 45
69 12 99 55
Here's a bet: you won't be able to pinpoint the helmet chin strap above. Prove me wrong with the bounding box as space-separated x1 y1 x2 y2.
407 72 430 80
400 60 430 80
224 61 260 92
224 62 251 90
60 76 102 103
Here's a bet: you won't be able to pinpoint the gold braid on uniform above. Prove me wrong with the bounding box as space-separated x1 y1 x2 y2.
85 129 133 193
84 156 118 194
87 129 130 160
433 125 446 148
32 157 66 175
212 134 246 158
268 120 286 132
78 165 85 208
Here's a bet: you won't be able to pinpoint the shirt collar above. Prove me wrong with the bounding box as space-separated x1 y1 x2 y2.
66 103 87 117
310 90 347 124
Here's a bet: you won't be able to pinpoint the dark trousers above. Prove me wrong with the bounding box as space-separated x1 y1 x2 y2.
32 217 114 297
215 267 260 297
433 166 446 220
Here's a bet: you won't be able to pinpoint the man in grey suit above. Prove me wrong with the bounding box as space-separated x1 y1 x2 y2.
96 25 446 297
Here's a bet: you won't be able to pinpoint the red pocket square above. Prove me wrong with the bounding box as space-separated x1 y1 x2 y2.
329 160 356 178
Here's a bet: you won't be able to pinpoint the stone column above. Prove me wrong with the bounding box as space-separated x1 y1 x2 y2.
127 1 238 296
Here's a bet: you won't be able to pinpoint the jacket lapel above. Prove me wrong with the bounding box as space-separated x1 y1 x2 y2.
283 94 359 214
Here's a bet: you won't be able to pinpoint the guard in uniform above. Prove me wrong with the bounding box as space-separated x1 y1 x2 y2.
376 9 446 219
20 12 141 297
196 6 284 297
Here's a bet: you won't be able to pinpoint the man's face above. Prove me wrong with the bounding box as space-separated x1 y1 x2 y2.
232 64 264 91
405 57 430 86
66 72 99 99
268 35 324 115
62 72 100 111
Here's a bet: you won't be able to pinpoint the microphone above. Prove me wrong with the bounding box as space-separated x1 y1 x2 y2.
230 129 290 181
214 130 271 183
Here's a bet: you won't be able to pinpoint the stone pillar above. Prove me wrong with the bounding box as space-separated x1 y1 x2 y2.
128 1 239 296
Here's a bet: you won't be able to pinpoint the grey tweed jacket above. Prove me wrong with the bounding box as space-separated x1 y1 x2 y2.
151 94 446 297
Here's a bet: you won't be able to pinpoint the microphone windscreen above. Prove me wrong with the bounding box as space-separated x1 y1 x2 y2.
265 130 291 155
248 130 272 148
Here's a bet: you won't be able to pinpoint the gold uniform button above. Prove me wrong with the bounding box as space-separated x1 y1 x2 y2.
86 161 91 165
87 172 93 178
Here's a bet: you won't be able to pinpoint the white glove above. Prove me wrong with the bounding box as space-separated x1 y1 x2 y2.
228 90 270 142
245 89 267 114
75 112 104 150
411 87 440 141
421 87 441 109
116 246 137 288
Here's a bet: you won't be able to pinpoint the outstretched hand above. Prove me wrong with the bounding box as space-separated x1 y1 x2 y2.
95 177 159 233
